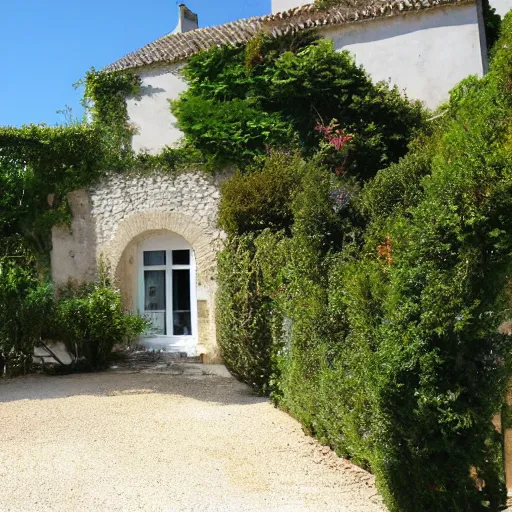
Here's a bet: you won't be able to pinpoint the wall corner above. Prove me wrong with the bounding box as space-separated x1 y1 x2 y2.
476 0 490 74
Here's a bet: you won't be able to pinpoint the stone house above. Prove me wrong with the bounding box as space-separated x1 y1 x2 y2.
51 0 507 363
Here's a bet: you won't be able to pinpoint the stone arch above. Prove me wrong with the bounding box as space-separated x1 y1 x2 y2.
98 210 219 284
98 210 222 363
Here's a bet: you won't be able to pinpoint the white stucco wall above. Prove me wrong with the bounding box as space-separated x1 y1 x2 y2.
272 0 311 13
126 64 188 155
491 0 512 16
322 3 486 110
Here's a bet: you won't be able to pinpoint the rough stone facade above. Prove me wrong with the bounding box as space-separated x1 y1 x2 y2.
90 171 223 264
51 171 226 363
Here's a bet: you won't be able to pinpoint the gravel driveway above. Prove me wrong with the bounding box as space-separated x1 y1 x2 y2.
0 369 385 512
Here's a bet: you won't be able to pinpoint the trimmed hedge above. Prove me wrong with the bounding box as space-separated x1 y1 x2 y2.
218 152 306 237
216 14 512 511
217 230 287 393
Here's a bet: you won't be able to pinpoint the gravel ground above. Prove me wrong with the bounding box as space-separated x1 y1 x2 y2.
0 370 385 512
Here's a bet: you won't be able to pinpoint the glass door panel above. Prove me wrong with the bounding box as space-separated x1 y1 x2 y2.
144 270 166 335
144 250 166 266
172 250 190 265
172 269 192 336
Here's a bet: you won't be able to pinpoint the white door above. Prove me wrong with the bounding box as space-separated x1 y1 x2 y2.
138 233 198 356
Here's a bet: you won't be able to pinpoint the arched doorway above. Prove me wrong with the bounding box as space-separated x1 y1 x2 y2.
137 232 198 356
104 211 222 362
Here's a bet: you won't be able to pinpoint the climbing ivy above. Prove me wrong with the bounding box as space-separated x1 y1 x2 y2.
82 68 141 153
0 69 206 271
0 124 107 267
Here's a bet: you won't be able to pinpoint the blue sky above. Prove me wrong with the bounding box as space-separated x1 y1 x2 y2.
1 0 269 127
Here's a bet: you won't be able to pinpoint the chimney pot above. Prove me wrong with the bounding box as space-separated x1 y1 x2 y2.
173 3 199 34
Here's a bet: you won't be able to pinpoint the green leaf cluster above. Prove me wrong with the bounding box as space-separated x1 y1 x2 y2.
0 255 54 375
172 35 425 175
55 275 149 370
0 124 107 261
82 68 142 153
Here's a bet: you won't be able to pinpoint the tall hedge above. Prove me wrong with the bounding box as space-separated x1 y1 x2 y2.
348 19 512 507
216 14 512 511
217 230 288 393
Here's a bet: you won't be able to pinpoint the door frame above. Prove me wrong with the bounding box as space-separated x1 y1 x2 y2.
137 232 198 356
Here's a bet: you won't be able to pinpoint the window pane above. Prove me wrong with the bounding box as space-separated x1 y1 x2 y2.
172 250 190 266
172 269 192 336
173 312 192 336
144 271 166 311
144 270 166 335
144 251 166 266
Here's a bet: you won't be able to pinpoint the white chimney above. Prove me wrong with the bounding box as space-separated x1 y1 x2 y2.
172 4 199 34
272 0 311 14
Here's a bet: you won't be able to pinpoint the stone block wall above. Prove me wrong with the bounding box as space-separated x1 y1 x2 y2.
91 172 222 248
51 170 226 362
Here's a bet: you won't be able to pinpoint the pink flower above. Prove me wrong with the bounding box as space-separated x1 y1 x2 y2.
316 120 353 152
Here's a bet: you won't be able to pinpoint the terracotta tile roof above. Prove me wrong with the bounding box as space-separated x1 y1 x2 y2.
105 0 472 72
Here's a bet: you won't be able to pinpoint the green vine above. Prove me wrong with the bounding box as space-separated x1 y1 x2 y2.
82 69 142 153
0 66 204 273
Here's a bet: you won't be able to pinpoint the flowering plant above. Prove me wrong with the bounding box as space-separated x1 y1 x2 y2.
315 120 353 151
330 188 351 213
315 119 354 175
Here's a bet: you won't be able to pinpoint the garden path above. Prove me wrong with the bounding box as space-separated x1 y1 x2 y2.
0 369 386 511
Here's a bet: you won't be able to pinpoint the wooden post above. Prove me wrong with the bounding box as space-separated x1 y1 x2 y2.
504 390 512 508
500 323 512 508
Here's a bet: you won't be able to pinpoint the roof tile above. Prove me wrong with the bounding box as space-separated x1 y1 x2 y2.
105 0 471 72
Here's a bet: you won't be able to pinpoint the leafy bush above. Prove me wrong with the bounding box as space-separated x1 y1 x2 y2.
171 96 294 170
216 14 512 511
359 135 435 220
173 37 425 174
218 152 305 236
0 125 109 270
56 277 148 370
0 257 54 375
217 231 287 393
279 18 512 508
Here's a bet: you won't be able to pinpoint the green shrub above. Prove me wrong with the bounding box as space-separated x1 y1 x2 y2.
0 257 54 375
280 15 512 511
173 37 425 175
218 152 305 236
216 231 288 393
0 125 108 271
360 138 434 220
217 14 512 511
171 96 294 169
56 277 148 370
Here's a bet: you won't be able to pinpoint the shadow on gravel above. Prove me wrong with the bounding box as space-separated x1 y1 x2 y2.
0 368 266 406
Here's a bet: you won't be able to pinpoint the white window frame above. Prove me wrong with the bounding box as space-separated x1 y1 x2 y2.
137 233 198 355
